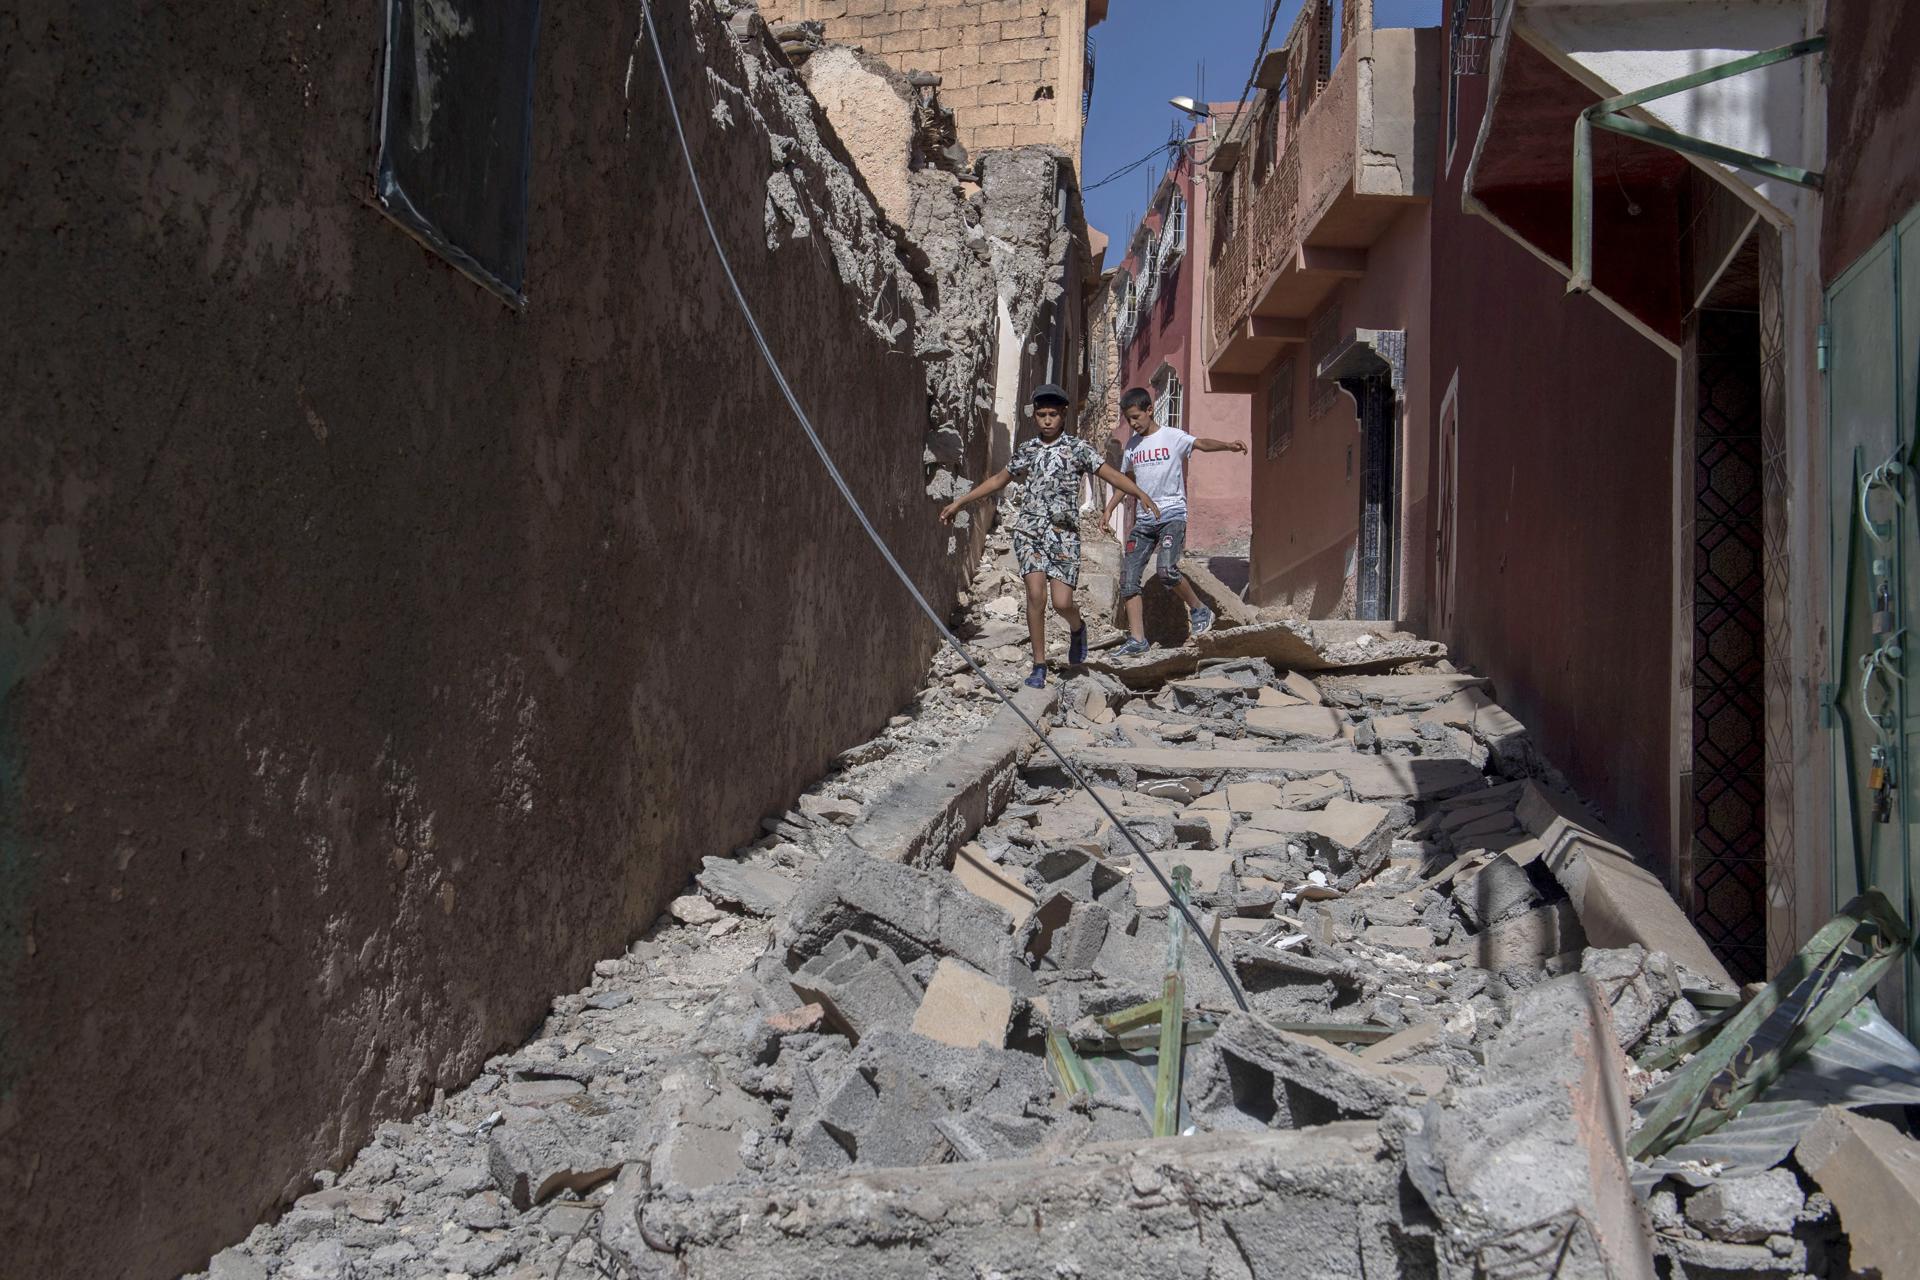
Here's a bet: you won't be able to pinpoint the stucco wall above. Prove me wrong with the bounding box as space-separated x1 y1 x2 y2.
1432 44 1679 872
0 4 977 1277
1821 0 1920 281
762 0 1095 158
1247 203 1431 618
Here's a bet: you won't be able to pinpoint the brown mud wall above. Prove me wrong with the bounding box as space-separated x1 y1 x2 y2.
0 3 976 1276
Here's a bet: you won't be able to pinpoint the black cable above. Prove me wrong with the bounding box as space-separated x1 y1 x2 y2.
1083 140 1178 193
638 0 1249 1012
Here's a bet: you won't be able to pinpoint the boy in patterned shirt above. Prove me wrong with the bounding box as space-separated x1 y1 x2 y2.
941 384 1159 688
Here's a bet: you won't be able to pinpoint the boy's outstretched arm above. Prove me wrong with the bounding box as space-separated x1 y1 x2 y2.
1096 463 1161 521
1193 437 1249 454
939 469 1013 524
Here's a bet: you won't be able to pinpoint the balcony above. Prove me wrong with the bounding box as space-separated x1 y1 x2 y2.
1205 8 1438 384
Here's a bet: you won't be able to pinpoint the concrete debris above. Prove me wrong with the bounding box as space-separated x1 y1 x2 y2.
1682 1167 1806 1243
1795 1107 1920 1279
189 517 1768 1280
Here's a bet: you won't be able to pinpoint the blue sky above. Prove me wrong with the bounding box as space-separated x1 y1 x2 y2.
1081 1 1442 246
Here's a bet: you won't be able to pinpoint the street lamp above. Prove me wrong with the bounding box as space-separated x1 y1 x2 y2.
1169 96 1212 119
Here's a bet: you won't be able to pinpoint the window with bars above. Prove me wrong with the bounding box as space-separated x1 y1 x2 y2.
1309 302 1343 419
1266 357 1295 458
1157 194 1186 280
1153 367 1185 432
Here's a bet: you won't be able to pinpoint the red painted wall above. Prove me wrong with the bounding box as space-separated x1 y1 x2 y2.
1246 202 1432 621
1113 147 1253 554
1430 27 1680 871
1821 0 1920 281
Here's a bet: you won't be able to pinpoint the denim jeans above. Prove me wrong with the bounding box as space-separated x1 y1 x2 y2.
1120 515 1187 599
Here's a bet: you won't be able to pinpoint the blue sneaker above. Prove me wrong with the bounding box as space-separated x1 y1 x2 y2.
1190 606 1216 636
1068 625 1088 665
1024 664 1047 689
1117 637 1152 658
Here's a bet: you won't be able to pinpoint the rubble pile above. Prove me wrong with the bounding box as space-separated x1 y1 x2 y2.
190 534 1911 1280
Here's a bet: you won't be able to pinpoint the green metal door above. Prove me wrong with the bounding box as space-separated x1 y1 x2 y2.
1826 206 1920 1032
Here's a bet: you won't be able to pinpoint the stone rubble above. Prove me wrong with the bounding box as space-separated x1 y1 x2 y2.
187 528 1898 1280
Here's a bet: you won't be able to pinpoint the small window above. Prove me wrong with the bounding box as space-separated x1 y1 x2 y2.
1266 358 1294 458
1153 368 1185 432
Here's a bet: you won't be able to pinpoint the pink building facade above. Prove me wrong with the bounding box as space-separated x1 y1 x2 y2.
1109 133 1253 557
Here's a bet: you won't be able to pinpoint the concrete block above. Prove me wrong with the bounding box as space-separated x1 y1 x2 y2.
1474 900 1585 971
1450 852 1537 930
1796 1107 1920 1280
1357 1021 1440 1064
487 1112 621 1210
1255 684 1303 707
909 958 1012 1050
1579 945 1679 1051
1279 670 1324 703
933 1111 1050 1163
1682 1168 1804 1243
814 1053 951 1168
1193 1013 1410 1129
1402 974 1652 1280
1279 772 1344 808
789 932 925 1043
778 850 1017 977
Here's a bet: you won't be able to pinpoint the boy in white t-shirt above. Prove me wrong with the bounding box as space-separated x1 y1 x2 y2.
1102 385 1248 656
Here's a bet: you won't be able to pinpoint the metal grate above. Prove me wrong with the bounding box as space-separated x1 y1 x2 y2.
1266 358 1295 459
1083 34 1096 123
1689 309 1769 983
1450 0 1495 77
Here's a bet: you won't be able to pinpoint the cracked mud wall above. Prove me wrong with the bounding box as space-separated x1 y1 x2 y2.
0 3 986 1277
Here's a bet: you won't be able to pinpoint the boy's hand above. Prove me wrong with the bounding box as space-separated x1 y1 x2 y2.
939 500 962 525
1144 499 1162 520
1228 440 1248 454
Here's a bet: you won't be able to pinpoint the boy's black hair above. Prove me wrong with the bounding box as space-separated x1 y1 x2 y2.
1120 386 1154 413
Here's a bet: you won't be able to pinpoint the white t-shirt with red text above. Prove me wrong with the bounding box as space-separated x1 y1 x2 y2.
1121 426 1196 520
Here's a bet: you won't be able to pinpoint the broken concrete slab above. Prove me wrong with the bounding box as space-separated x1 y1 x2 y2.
1070 746 1484 802
669 894 722 926
696 857 798 918
1192 1013 1410 1129
1279 772 1344 808
845 684 1057 869
1318 672 1490 702
950 842 1037 927
1225 780 1285 811
1310 796 1390 852
1363 925 1434 951
908 958 1012 1050
487 1112 623 1211
601 1124 1407 1278
1357 1021 1440 1064
1401 974 1653 1280
1255 684 1303 707
778 850 1017 979
1795 1107 1920 1279
1244 704 1345 739
1517 792 1735 989
1278 670 1324 704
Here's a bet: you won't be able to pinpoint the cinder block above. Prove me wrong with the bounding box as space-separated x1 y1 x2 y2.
1796 1108 1920 1279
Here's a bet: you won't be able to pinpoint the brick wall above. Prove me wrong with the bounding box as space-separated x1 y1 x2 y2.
765 0 1090 158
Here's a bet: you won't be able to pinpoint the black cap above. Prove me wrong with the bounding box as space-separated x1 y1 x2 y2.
1029 383 1069 407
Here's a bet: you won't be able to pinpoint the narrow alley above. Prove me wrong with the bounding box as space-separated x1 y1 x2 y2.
8 1 1920 1278
190 525 1749 1280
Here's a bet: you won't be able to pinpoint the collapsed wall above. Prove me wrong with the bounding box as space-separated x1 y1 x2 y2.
0 2 999 1276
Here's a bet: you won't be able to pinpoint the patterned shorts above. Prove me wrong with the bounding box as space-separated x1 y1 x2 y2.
1011 522 1082 587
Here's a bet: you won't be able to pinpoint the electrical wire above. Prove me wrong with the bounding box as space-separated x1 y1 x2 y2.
637 0 1250 1013
1083 139 1179 193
